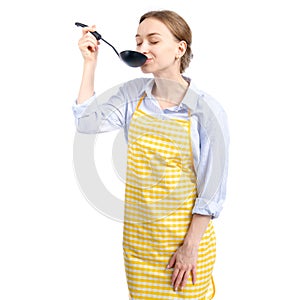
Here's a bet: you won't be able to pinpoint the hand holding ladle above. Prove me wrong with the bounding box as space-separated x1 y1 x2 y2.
75 22 147 67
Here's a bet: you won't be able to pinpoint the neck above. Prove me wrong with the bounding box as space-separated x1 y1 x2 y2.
152 75 189 109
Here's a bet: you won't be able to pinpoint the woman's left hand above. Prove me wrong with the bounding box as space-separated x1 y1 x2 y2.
167 243 199 291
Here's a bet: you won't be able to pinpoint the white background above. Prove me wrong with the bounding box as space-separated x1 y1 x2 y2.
1 0 299 299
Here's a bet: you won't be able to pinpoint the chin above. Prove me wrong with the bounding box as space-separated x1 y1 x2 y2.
140 66 153 74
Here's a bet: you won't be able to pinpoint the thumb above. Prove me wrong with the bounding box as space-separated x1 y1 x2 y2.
166 251 177 269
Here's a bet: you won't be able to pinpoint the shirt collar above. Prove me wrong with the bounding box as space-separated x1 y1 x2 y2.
144 76 200 112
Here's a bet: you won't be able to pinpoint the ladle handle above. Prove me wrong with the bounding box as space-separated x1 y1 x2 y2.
75 22 120 58
75 22 102 40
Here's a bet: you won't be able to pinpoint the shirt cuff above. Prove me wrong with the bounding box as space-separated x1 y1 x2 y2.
192 197 221 219
72 93 96 117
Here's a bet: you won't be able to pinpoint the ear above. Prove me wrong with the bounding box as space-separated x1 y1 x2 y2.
176 40 187 58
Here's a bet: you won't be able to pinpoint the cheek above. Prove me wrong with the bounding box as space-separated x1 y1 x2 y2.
154 46 175 59
159 49 176 64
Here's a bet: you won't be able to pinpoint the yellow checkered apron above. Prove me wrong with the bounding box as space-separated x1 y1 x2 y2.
123 94 216 299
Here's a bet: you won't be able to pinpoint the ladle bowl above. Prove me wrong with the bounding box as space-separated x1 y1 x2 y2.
75 22 147 68
119 50 148 68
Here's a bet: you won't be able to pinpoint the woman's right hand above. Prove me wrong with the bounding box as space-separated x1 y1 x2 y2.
78 25 100 62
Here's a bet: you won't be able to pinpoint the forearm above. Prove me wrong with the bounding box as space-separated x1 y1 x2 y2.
77 61 97 104
183 214 212 247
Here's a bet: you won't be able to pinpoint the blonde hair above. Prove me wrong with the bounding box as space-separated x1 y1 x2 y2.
139 10 193 73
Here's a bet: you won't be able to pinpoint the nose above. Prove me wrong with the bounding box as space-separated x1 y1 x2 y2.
137 42 149 54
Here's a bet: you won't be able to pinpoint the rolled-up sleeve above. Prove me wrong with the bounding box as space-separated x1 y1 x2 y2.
72 85 128 134
191 98 230 219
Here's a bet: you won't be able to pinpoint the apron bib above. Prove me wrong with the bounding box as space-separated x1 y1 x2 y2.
123 94 216 299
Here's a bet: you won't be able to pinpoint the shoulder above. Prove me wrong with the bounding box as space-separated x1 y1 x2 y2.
184 78 227 123
186 79 229 135
189 81 226 116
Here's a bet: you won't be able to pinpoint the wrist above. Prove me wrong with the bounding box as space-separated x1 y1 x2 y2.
183 214 212 248
183 237 200 248
83 59 97 71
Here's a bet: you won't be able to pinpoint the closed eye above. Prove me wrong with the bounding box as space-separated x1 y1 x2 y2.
136 41 159 47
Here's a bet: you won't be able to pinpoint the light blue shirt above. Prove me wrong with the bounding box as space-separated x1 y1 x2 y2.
72 77 229 218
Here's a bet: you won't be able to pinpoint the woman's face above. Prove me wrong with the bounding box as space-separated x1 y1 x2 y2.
136 18 184 76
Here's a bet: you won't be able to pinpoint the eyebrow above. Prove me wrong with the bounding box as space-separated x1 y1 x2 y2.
135 33 161 38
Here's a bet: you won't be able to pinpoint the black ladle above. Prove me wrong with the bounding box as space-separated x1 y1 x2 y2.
75 22 147 67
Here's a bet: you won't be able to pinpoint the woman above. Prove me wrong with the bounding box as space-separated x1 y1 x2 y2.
73 10 229 299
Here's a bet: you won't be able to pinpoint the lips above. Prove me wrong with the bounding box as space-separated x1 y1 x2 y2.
145 58 153 64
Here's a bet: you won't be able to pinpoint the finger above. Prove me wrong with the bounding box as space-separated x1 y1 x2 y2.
82 25 96 35
79 37 97 52
79 37 99 51
180 269 191 290
80 40 97 51
171 267 180 286
82 35 98 46
173 269 185 291
80 41 98 54
167 252 177 269
191 266 197 285
86 32 98 43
